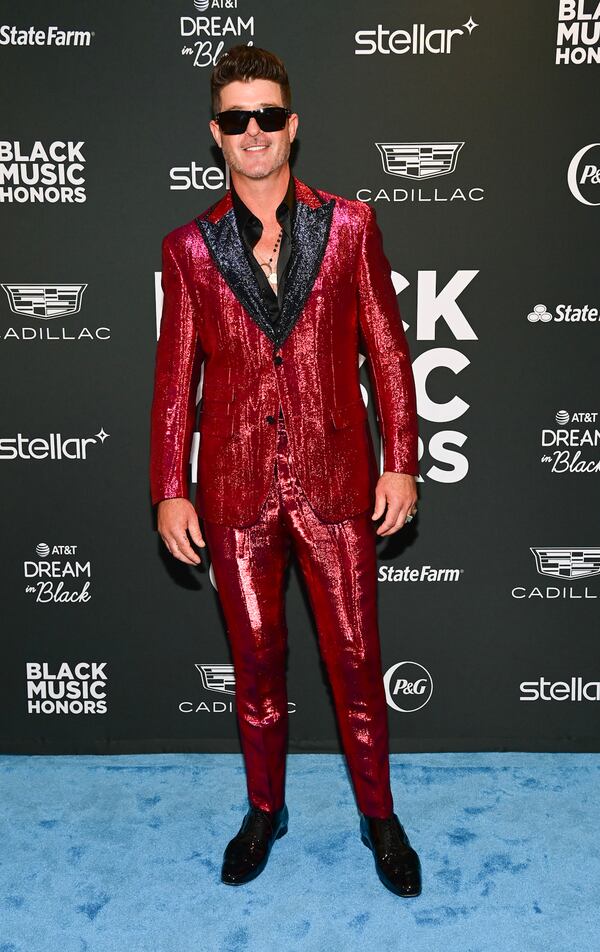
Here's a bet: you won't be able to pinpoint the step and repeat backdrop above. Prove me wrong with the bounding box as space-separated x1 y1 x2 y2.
1 1 598 754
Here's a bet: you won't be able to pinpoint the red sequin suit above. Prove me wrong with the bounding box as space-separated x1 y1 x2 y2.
150 176 419 817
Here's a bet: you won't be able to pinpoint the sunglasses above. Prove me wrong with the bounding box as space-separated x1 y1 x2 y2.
215 106 291 136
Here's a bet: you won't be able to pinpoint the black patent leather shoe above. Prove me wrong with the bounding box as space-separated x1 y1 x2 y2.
221 802 289 885
360 811 422 897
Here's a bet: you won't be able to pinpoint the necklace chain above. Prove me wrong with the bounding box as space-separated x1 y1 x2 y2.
257 227 283 286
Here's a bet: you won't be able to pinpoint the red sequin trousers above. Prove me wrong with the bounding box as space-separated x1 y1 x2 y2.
202 408 394 818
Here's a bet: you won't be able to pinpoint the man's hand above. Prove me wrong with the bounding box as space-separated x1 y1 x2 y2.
157 498 206 565
372 473 418 536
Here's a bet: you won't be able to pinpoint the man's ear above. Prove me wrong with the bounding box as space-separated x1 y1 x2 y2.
208 119 222 149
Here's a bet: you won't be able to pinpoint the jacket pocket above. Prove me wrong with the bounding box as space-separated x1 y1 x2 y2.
330 397 368 429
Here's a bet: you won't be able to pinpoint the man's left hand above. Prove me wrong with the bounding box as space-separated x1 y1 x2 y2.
372 472 418 536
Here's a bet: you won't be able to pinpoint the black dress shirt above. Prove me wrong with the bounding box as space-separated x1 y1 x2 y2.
231 172 296 326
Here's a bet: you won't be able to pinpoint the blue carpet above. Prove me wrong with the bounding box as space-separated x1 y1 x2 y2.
0 752 598 952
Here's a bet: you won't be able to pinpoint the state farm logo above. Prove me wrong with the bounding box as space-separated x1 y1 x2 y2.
0 140 86 204
179 2 255 69
24 542 92 605
178 663 297 715
1 283 110 342
357 141 484 205
378 563 463 583
567 143 600 206
355 16 478 55
0 25 94 47
26 661 108 715
511 546 600 600
384 661 433 712
556 1 600 64
527 302 599 324
540 409 600 474
0 427 109 461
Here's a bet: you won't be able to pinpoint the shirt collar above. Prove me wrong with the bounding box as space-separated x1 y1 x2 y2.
231 172 295 244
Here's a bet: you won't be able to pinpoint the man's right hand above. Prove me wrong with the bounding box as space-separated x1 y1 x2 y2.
156 498 206 565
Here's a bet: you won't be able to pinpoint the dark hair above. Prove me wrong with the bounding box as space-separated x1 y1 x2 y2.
210 45 291 116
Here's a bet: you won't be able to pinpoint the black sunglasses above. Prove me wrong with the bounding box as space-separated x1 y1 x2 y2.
215 106 291 135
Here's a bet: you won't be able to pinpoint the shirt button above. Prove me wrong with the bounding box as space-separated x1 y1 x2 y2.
274 355 283 365
265 415 276 424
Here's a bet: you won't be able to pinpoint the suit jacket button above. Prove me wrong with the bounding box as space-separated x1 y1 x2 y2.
274 355 283 365
266 414 276 424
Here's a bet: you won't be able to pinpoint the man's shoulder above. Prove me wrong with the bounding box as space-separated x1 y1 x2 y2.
162 189 230 251
161 216 205 257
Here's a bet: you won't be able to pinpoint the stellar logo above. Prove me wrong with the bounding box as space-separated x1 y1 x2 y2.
1 283 111 342
0 140 86 204
169 162 227 192
540 409 600 474
179 1 254 69
527 302 599 324
511 546 600 600
24 542 92 605
355 16 478 56
0 427 110 461
520 676 600 702
0 25 94 47
26 661 108 715
556 1 600 64
383 661 433 712
567 143 600 205
178 662 297 715
359 141 484 205
378 564 463 583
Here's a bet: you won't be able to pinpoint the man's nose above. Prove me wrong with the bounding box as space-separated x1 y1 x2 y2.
245 117 262 136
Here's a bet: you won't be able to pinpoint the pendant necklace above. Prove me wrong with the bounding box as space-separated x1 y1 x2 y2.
257 228 283 286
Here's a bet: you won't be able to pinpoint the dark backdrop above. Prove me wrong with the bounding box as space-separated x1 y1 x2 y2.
1 0 599 753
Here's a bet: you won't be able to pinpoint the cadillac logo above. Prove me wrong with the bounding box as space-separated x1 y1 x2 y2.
531 547 600 580
2 284 87 320
375 141 464 180
195 663 236 695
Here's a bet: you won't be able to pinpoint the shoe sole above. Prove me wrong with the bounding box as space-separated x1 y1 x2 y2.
361 833 422 897
221 823 288 886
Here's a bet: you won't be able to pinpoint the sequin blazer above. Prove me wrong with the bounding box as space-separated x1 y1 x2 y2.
149 175 419 526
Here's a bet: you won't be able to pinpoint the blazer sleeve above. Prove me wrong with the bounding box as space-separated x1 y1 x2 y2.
149 234 205 506
355 203 419 476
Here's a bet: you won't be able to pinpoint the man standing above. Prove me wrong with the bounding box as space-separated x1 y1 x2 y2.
150 45 422 897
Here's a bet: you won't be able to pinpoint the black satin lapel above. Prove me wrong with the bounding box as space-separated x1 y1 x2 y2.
194 209 277 344
274 197 336 348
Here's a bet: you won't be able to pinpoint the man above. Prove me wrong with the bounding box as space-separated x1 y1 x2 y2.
149 45 422 898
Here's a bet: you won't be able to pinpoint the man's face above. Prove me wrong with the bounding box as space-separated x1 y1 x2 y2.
209 78 298 181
